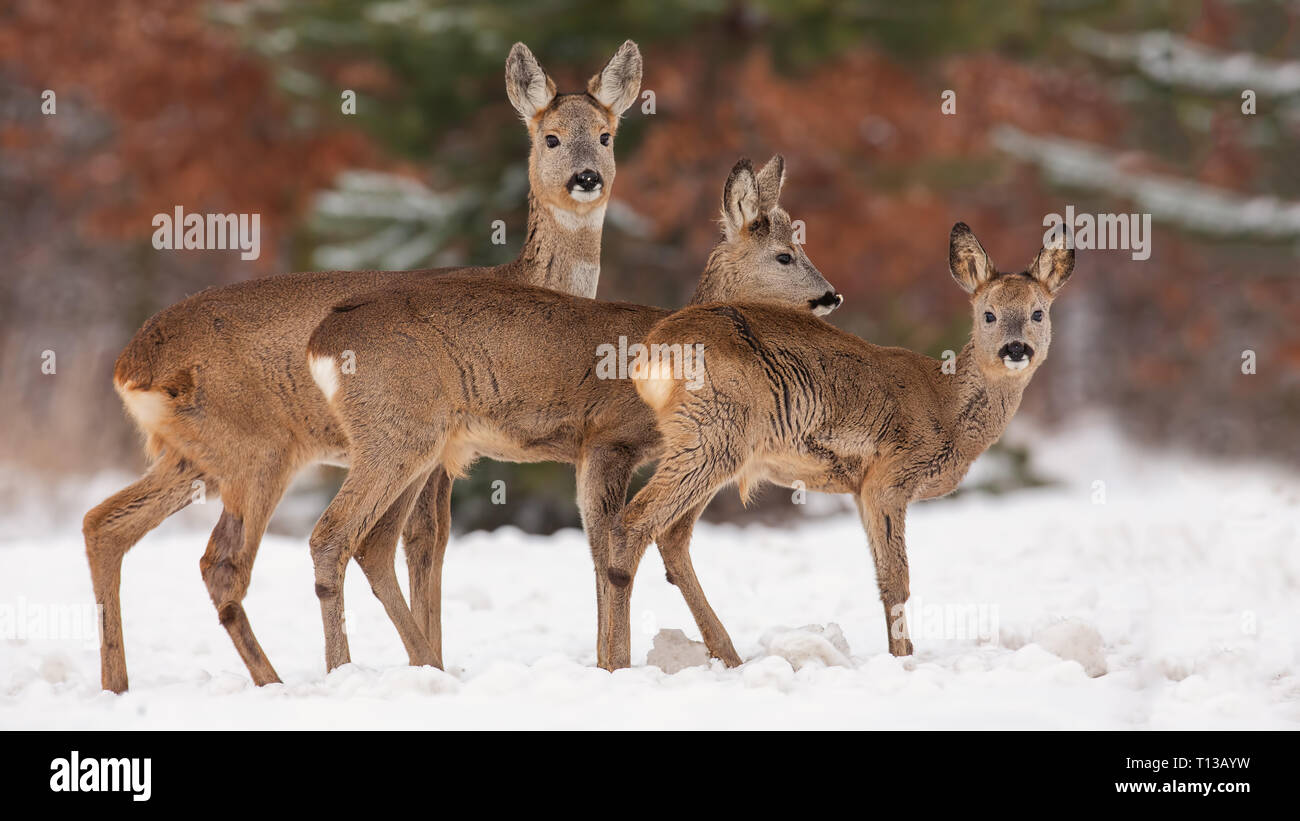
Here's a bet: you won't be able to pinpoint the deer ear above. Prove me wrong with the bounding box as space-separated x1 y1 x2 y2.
722 158 760 239
587 40 642 115
505 42 556 122
755 154 785 214
1029 242 1075 295
949 222 994 294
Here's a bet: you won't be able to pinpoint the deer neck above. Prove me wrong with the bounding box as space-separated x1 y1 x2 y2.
687 245 735 305
943 340 1029 460
511 190 605 298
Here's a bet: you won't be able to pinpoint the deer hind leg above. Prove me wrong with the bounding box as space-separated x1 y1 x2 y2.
654 500 742 667
606 433 746 670
198 467 294 687
401 467 452 661
856 492 913 657
83 452 203 693
311 434 444 674
575 446 636 671
353 470 442 669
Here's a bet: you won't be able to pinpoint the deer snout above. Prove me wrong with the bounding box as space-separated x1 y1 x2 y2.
998 341 1034 371
810 291 844 316
569 167 603 197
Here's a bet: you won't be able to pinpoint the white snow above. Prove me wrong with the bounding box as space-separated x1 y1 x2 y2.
1 421 1297 729
758 624 853 670
1033 620 1108 678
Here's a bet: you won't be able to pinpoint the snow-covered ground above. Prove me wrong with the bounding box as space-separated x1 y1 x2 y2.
1 421 1297 729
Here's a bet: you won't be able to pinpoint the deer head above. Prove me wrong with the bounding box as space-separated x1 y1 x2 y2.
694 155 843 315
506 40 641 222
949 221 1075 381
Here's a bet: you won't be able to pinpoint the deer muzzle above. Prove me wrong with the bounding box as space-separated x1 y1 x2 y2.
810 291 844 316
998 341 1034 370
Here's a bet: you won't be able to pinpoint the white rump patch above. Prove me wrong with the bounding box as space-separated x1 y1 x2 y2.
309 354 340 400
634 359 678 410
116 382 169 430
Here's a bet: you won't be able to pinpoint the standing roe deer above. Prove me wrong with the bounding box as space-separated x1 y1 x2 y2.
306 155 842 671
83 40 642 692
604 222 1076 668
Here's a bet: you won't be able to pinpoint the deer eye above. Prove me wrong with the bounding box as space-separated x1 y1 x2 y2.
545 135 560 148
984 311 996 323
600 132 611 146
1032 310 1044 322
776 253 793 265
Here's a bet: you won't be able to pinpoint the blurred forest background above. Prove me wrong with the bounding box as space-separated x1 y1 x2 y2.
2 0 1297 534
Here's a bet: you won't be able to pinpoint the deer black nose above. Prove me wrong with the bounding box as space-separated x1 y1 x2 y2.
1007 341 1026 359
808 291 843 316
571 170 602 191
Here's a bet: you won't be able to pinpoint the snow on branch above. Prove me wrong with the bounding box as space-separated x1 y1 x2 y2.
993 125 1300 243
1069 27 1300 97
310 170 471 271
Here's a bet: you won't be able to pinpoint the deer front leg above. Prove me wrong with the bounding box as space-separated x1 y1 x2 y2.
856 492 913 657
605 518 648 672
575 446 635 671
608 449 742 670
654 500 742 667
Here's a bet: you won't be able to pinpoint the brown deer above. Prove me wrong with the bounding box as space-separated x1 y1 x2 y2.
604 222 1076 668
306 155 842 671
83 40 642 692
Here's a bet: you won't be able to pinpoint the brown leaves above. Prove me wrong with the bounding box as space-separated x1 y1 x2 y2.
0 0 378 269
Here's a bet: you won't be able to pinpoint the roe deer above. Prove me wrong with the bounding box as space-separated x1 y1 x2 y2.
306 156 842 671
83 40 642 692
604 222 1076 668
